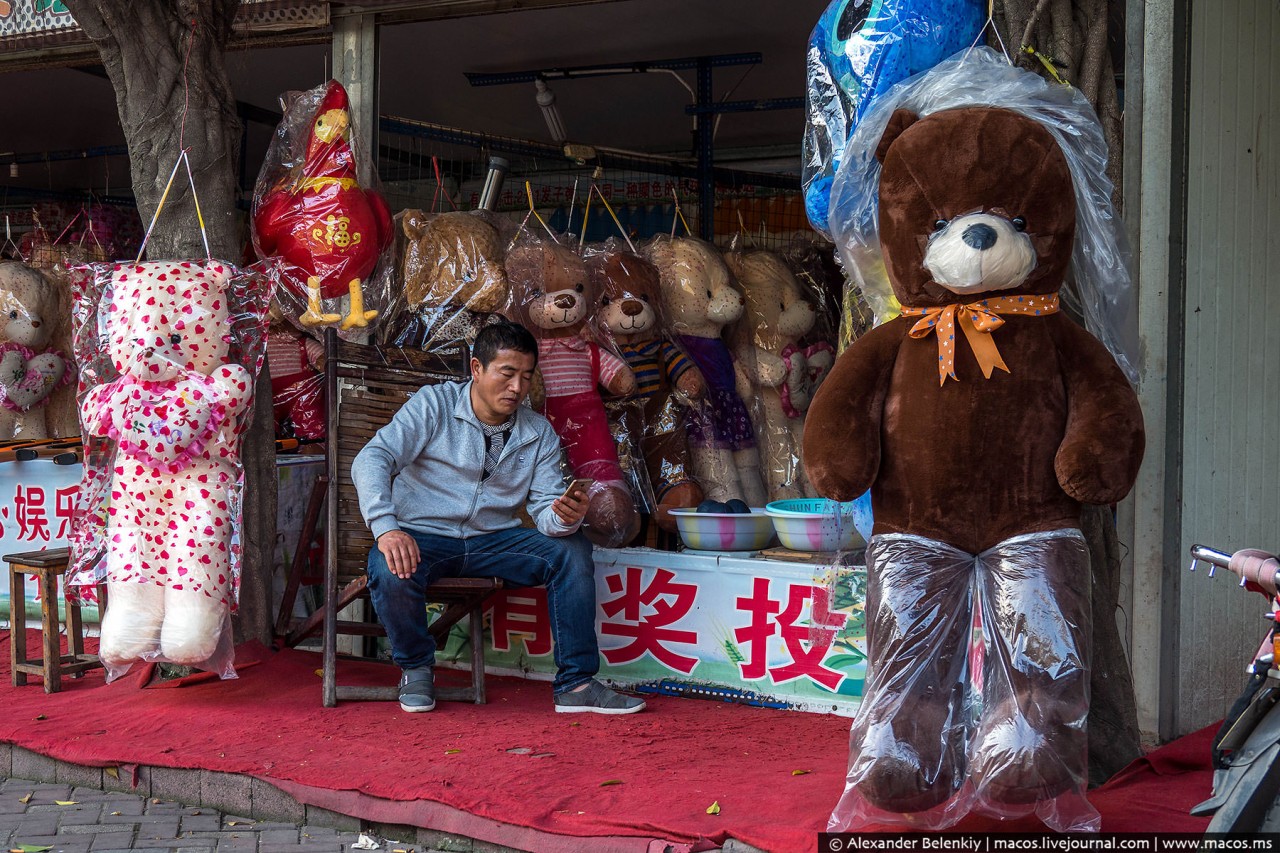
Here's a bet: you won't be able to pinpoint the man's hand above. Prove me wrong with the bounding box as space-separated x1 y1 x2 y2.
552 486 589 527
377 530 421 579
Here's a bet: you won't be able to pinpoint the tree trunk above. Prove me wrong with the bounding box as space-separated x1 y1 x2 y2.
991 0 1143 783
63 0 276 646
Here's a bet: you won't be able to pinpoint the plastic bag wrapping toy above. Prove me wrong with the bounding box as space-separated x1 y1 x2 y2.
586 239 706 533
385 209 508 353
67 259 272 681
827 46 1139 380
252 79 394 337
838 533 1094 830
502 230 641 548
802 0 985 236
643 235 767 509
0 261 74 439
267 299 325 441
724 246 826 503
805 48 1145 831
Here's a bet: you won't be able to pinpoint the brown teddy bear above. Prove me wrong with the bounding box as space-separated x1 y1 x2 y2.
587 243 706 532
805 107 1145 822
725 248 818 502
645 236 767 508
0 261 74 440
504 235 640 548
390 210 508 351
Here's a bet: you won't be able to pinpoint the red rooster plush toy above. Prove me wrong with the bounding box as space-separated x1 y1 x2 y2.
254 80 392 330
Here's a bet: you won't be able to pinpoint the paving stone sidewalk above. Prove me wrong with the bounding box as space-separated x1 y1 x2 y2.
0 777 411 853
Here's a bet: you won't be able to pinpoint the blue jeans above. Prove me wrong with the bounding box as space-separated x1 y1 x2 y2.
366 526 598 694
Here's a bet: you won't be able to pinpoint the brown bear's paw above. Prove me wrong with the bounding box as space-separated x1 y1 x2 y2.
654 481 703 532
583 483 641 548
851 717 964 814
968 712 1086 805
855 754 960 814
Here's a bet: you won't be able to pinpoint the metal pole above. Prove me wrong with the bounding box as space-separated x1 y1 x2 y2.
696 57 714 242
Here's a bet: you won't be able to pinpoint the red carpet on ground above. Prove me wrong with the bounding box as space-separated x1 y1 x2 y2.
0 630 1212 851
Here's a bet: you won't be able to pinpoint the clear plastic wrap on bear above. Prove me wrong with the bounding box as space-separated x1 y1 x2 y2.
68 260 271 680
502 232 641 548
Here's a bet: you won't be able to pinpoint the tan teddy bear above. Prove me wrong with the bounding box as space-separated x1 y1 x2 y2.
391 210 508 351
0 262 73 440
644 237 767 507
726 249 818 502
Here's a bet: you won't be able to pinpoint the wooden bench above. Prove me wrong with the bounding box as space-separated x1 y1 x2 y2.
275 332 502 707
6 547 105 693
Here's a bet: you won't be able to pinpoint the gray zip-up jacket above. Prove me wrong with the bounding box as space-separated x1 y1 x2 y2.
352 379 577 540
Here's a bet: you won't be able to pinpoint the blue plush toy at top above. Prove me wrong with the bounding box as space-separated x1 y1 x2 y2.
802 0 986 236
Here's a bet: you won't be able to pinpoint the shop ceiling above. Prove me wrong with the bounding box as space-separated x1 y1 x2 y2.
1 0 827 199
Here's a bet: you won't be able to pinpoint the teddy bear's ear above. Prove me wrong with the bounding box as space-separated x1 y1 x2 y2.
402 210 427 242
875 109 920 165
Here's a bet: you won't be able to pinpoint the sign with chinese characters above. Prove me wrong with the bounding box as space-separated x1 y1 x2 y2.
436 547 868 715
0 459 80 608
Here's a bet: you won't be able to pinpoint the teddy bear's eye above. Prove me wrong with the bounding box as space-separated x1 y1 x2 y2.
705 289 713 299
1012 216 1027 232
574 284 584 293
531 289 543 299
933 219 948 232
6 311 15 320
601 296 611 307
641 295 649 303
169 333 182 346
779 302 786 311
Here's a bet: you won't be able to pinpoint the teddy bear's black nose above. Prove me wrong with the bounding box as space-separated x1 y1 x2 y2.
553 294 576 310
962 224 997 250
621 299 644 317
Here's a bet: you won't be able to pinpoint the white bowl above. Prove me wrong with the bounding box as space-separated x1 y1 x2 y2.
765 499 865 552
668 508 776 552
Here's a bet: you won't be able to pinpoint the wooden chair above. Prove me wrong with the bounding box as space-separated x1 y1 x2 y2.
7 547 105 693
275 330 502 707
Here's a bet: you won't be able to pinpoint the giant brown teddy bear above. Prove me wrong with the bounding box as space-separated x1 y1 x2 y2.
805 107 1145 827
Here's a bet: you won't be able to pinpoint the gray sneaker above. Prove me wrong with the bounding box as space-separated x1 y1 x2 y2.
554 679 646 715
398 666 436 713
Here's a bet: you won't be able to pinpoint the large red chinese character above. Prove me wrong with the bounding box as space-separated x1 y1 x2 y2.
488 589 552 657
14 484 50 542
54 485 77 541
600 566 699 674
734 578 846 690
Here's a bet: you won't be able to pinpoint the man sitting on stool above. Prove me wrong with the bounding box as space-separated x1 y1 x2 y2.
353 321 646 715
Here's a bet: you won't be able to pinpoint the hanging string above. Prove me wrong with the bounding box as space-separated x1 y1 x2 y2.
181 150 212 259
566 177 580 239
1 215 20 259
52 208 84 246
430 156 458 212
590 184 636 253
524 181 559 243
579 187 592 250
136 154 187 263
178 19 197 151
967 0 1013 64
670 188 691 238
135 150 212 263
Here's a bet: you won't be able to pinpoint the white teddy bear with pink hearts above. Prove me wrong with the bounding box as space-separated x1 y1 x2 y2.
81 261 254 673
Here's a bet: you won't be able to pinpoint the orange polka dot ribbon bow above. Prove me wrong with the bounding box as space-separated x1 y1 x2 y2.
900 294 1060 385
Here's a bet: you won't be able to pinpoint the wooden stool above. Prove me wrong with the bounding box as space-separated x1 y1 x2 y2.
6 547 105 693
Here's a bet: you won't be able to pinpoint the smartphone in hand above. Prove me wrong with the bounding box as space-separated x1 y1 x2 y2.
561 478 594 501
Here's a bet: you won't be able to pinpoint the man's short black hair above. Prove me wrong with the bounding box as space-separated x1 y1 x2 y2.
473 321 539 369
